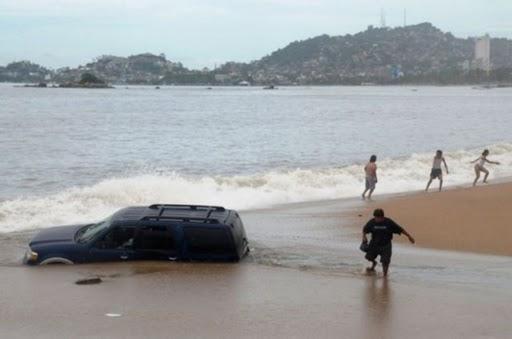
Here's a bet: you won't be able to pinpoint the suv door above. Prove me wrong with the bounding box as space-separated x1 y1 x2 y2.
134 223 178 261
89 225 136 262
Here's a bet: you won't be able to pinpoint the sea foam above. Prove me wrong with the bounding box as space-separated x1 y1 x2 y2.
1 143 511 232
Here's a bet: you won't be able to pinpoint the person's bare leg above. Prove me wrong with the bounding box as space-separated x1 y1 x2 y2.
368 188 375 200
383 263 389 277
362 188 368 200
439 178 443 192
482 168 490 183
366 260 377 272
425 178 433 191
473 169 480 186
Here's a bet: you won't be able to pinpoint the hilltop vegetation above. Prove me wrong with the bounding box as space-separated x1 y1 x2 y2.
0 61 51 82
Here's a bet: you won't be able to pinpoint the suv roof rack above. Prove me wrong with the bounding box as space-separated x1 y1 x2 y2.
148 204 226 212
141 216 220 224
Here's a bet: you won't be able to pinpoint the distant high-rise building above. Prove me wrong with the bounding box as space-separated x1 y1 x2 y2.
474 34 491 72
380 9 386 28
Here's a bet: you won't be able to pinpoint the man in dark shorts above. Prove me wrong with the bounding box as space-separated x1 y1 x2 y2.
362 208 415 276
425 150 449 192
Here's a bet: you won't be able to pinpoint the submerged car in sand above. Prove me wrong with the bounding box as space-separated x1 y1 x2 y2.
24 204 249 265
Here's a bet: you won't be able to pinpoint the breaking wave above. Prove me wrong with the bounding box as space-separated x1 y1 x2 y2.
1 143 511 232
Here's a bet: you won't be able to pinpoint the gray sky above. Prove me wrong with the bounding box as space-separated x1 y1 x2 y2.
1 0 511 69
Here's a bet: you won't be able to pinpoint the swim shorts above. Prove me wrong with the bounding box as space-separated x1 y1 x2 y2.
430 168 442 179
365 177 376 190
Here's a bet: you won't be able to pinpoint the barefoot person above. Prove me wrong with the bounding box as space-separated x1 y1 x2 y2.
471 149 500 186
362 155 377 200
362 208 415 277
425 150 449 192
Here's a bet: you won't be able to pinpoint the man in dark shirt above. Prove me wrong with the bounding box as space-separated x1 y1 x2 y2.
362 208 415 276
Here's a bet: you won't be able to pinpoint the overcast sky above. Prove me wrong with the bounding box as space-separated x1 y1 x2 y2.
1 0 511 69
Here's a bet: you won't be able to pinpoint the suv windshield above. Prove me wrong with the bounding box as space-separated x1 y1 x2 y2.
76 217 113 243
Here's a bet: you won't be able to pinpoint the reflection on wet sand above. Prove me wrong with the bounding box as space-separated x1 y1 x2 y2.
364 277 392 339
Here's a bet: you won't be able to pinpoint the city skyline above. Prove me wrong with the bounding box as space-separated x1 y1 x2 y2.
1 0 512 69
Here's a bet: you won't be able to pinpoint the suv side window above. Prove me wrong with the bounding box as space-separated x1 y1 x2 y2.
184 227 232 254
136 224 175 251
95 226 135 250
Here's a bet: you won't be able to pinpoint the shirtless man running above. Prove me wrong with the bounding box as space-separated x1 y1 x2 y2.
425 150 449 192
362 155 377 200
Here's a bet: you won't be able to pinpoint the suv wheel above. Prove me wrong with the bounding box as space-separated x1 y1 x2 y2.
40 257 74 265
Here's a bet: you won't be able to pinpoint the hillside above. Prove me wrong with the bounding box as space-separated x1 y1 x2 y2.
236 23 512 84
0 61 51 83
2 23 512 85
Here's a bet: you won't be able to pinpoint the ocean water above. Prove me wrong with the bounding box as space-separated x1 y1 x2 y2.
1 84 512 231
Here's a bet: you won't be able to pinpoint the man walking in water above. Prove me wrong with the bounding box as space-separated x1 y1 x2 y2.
362 208 415 277
425 150 449 192
362 155 377 200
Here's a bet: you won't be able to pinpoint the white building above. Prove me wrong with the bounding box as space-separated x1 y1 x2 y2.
474 34 491 72
214 74 230 82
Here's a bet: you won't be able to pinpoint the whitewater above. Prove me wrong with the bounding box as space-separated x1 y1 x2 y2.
1 142 511 231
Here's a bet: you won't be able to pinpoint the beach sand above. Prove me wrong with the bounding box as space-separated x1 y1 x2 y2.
362 182 512 256
1 182 511 338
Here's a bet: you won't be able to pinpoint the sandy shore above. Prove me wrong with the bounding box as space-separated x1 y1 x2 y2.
1 182 512 338
361 182 512 256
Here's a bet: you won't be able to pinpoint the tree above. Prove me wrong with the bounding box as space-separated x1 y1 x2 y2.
79 73 105 84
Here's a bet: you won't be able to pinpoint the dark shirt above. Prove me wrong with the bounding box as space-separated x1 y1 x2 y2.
363 217 404 247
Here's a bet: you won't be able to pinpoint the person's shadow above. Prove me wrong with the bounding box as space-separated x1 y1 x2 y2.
362 276 393 339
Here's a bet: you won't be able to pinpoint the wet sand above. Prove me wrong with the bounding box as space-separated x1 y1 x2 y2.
1 262 511 339
1 183 512 338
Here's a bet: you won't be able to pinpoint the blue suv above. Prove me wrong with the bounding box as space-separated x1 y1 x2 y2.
24 204 249 265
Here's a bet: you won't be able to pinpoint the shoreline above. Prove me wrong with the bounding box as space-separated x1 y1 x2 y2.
7 82 512 88
2 178 511 257
247 176 512 258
